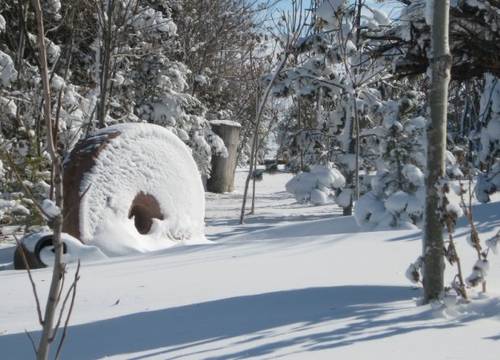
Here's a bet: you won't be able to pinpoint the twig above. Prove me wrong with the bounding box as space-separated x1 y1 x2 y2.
51 262 79 342
55 261 81 360
459 179 486 292
25 330 38 356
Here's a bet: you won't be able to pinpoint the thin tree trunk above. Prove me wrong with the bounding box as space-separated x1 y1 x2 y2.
423 0 452 303
98 0 115 128
250 162 257 213
240 55 288 224
353 92 360 201
32 1 65 358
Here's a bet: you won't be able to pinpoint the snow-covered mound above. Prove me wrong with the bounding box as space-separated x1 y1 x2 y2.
285 164 345 205
65 123 208 256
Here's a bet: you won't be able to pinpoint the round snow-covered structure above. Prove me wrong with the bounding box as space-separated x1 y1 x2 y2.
63 123 206 256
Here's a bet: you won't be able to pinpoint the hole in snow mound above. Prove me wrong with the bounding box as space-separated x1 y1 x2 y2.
128 192 164 235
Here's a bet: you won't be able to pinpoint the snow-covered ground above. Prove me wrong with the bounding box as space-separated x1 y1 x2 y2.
205 169 342 240
1 169 500 359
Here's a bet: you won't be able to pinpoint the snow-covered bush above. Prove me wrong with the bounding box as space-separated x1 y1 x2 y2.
0 130 51 227
354 93 427 228
286 163 345 205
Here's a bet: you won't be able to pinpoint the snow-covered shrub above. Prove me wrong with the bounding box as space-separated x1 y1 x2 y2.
0 130 51 227
108 41 227 177
286 163 345 205
355 93 426 228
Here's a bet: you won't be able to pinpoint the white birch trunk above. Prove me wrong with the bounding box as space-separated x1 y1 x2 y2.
423 0 452 303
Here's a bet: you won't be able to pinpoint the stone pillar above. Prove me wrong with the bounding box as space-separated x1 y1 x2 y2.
207 120 241 193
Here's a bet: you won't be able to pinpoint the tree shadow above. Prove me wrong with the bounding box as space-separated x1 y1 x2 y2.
0 285 470 359
463 201 500 235
206 212 347 242
0 246 14 270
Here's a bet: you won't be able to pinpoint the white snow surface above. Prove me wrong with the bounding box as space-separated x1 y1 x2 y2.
1 170 500 359
79 123 207 256
209 119 242 128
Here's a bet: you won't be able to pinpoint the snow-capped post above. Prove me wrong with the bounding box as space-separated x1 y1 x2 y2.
31 0 66 358
423 0 452 303
206 121 241 193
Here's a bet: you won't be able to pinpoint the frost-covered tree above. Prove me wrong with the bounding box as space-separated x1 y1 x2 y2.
354 92 427 229
84 0 228 176
273 0 392 213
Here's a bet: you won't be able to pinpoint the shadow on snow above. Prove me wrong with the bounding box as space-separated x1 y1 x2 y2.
0 285 478 359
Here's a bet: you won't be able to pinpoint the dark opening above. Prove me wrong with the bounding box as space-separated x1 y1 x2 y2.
34 235 68 267
128 192 164 234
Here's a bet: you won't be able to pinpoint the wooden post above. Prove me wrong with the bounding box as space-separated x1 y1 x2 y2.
207 120 241 193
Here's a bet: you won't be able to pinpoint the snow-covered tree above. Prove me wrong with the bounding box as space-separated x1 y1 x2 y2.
354 92 427 228
273 0 392 213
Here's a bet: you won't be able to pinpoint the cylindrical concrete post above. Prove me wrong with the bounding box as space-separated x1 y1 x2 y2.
207 120 241 193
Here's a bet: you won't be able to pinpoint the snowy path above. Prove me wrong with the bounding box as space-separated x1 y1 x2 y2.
1 171 500 359
205 169 342 240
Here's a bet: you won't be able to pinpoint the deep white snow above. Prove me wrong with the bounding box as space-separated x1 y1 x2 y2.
1 169 500 359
